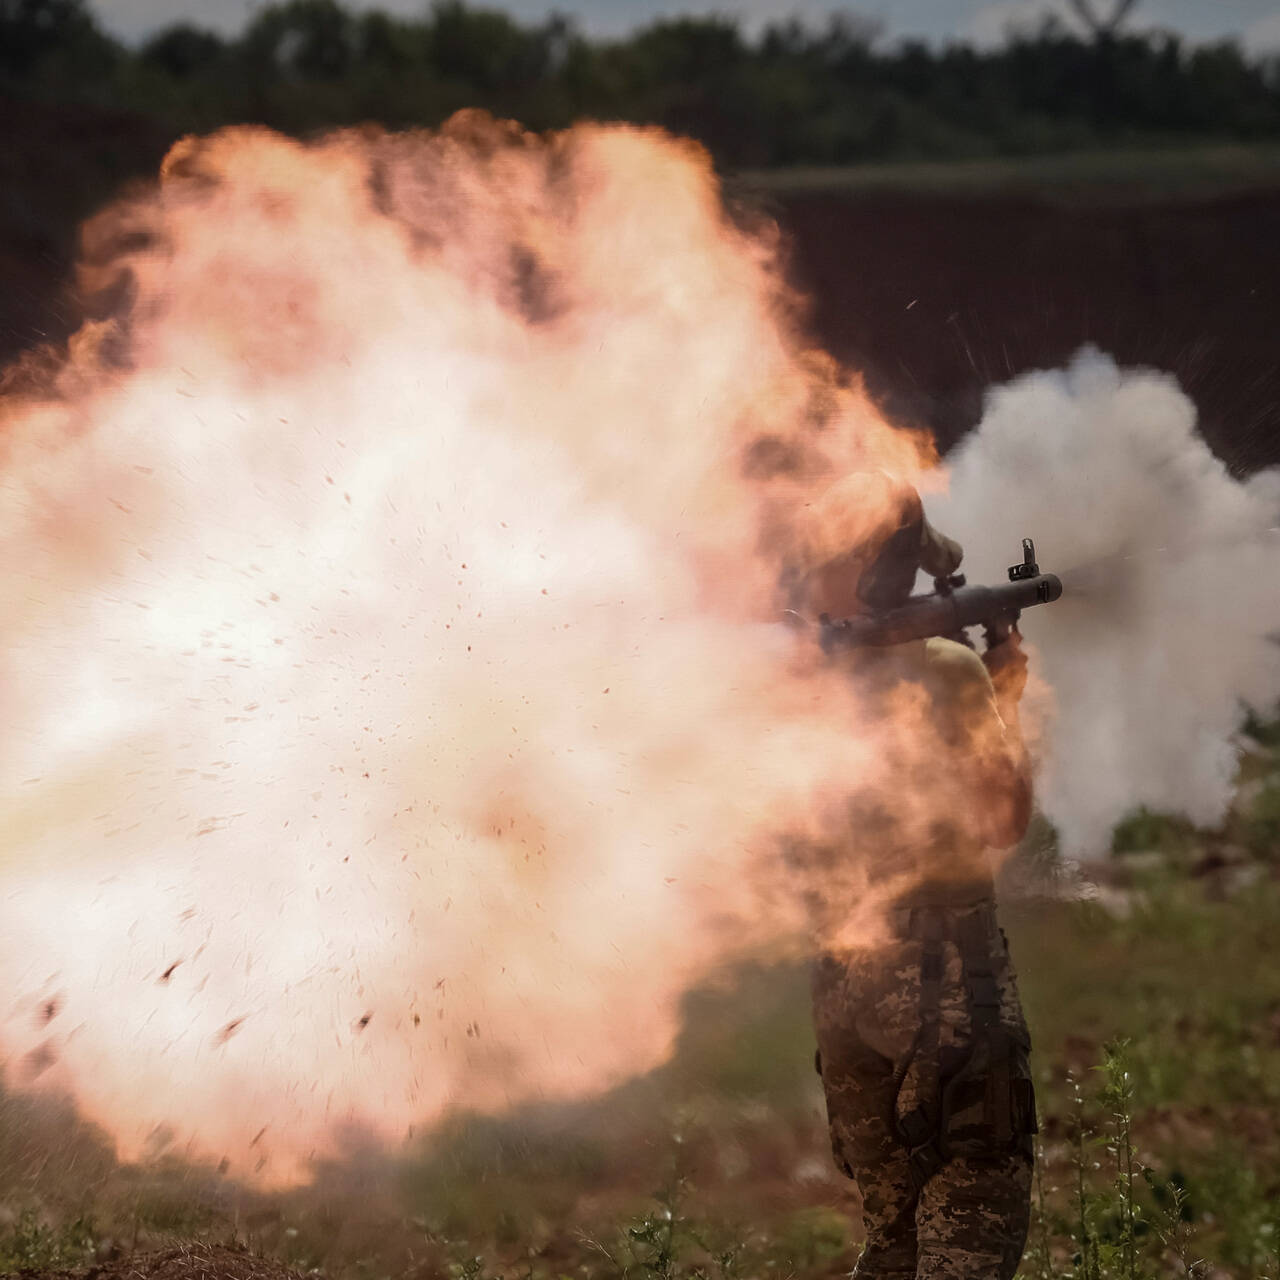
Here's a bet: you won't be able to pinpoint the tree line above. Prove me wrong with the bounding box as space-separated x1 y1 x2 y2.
3 0 1280 166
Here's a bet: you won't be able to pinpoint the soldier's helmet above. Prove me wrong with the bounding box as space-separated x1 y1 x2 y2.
794 470 963 617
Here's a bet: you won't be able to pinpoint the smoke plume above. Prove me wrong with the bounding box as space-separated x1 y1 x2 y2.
933 349 1280 857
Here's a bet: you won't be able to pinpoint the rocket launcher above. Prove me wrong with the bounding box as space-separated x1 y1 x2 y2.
818 538 1063 652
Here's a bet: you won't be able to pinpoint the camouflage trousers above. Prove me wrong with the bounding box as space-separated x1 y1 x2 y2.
812 903 1034 1279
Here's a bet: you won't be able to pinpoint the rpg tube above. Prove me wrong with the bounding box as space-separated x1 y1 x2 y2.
819 573 1063 651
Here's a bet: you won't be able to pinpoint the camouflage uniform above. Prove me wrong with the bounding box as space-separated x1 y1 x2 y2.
792 474 1036 1276
805 635 1037 1279
812 903 1034 1278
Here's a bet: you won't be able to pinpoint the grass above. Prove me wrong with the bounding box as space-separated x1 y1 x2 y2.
4 735 1280 1277
731 144 1280 205
3 877 1278 1277
0 1212 97 1274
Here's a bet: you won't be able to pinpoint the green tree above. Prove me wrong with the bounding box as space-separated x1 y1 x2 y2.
0 0 118 80
240 0 356 81
140 23 226 78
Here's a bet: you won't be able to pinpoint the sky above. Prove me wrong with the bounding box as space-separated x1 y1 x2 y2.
92 0 1280 53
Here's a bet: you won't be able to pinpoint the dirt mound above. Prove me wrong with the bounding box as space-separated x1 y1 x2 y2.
0 94 170 375
775 185 1280 473
16 1244 311 1280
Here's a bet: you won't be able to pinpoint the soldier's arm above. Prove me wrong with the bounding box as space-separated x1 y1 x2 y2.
977 632 1033 848
926 637 1033 850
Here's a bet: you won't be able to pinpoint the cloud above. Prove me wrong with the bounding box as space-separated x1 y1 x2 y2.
96 0 256 39
1244 9 1280 53
965 0 1087 47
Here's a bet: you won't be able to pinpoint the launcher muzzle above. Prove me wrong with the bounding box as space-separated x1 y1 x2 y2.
816 538 1063 652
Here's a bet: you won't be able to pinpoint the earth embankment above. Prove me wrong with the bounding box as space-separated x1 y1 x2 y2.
3 100 1278 472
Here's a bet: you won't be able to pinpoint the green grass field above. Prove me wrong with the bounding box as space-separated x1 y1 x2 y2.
733 144 1280 205
4 740 1280 1279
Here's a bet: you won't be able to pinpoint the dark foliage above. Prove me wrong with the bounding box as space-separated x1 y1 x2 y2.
3 0 1280 165
0 0 119 81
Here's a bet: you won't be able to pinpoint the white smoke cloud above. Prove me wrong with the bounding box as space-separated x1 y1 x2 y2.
932 349 1280 857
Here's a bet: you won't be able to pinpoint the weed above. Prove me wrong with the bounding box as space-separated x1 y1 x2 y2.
1110 809 1196 859
1068 1073 1103 1280
1098 1042 1143 1280
580 1175 764 1280
1237 780 1280 860
449 1254 500 1280
1026 1139 1056 1280
0 1210 97 1273
1144 1174 1205 1279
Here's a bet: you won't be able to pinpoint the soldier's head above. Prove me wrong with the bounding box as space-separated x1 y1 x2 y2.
794 470 962 617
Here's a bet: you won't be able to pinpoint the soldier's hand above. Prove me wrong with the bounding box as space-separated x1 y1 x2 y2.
983 626 1029 704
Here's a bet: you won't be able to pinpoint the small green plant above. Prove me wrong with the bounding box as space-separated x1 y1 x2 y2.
1266 1202 1280 1280
1240 707 1280 750
0 1210 97 1274
1026 1139 1057 1280
581 1174 755 1280
1110 808 1195 858
1238 780 1280 860
1068 1073 1104 1280
449 1254 499 1280
1098 1041 1143 1280
1144 1173 1205 1279
612 1178 695 1280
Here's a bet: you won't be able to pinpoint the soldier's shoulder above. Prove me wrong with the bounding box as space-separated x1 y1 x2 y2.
922 636 995 698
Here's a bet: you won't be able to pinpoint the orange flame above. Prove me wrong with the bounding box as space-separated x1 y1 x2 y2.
0 116 935 1184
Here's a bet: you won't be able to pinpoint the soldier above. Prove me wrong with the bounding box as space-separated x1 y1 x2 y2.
794 471 1038 1280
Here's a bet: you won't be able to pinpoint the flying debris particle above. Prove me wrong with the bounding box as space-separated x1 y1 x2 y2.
39 997 61 1024
22 1042 56 1081
215 1017 246 1045
355 1012 373 1032
159 961 183 983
